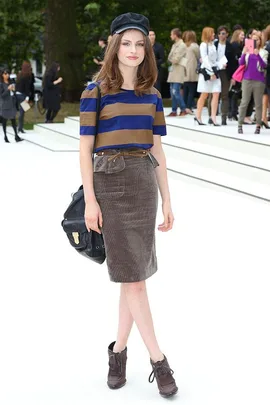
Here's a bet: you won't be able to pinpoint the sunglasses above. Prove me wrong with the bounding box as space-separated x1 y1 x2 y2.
219 32 227 35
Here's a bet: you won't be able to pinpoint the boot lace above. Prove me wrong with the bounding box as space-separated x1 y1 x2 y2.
148 361 174 383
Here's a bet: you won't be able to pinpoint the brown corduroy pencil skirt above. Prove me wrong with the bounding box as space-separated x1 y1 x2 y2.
93 151 158 283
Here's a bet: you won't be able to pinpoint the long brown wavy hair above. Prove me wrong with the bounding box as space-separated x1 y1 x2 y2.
17 61 32 80
93 31 157 95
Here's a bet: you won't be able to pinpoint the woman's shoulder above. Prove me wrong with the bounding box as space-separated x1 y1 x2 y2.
81 82 100 100
146 87 162 100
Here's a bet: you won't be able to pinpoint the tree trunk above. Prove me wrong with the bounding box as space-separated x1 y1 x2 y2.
44 0 84 102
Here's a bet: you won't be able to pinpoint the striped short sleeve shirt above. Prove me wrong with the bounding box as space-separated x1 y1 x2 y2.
80 82 166 152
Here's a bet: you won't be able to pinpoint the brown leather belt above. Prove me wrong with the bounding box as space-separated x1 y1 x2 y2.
96 149 151 162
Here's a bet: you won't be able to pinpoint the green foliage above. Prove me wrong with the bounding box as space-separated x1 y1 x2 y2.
0 0 45 71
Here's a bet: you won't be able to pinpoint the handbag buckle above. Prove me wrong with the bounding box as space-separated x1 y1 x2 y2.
72 232 80 245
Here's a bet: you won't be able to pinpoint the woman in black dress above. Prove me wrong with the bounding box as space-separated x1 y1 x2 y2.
0 69 23 143
43 62 63 123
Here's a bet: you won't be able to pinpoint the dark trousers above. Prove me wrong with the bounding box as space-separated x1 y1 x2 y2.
16 93 26 131
2 118 18 137
183 82 197 109
46 109 59 123
208 70 230 117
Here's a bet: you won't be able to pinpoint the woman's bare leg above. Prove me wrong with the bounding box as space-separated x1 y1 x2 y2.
211 92 220 123
123 281 163 363
196 92 208 121
113 284 134 353
262 94 268 123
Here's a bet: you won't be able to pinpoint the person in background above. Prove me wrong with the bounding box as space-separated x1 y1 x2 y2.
195 27 222 125
261 25 270 128
208 26 235 125
238 32 268 134
93 37 107 67
149 29 165 92
243 28 259 124
229 29 245 120
29 68 35 103
0 69 23 143
182 30 199 113
167 28 188 116
43 61 63 123
16 61 32 134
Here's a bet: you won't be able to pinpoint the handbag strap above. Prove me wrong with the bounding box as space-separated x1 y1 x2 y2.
92 82 101 159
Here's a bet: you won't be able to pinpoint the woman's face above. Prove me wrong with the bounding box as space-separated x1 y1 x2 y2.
117 29 145 69
252 34 260 47
2 71 9 81
211 31 215 41
239 31 245 42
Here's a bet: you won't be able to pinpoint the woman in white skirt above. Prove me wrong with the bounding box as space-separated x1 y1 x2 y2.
195 27 224 125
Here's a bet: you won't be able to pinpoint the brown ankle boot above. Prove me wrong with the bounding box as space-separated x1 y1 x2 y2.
149 355 178 397
107 341 127 389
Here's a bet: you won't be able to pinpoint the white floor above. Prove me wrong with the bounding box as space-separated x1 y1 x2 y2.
0 137 270 405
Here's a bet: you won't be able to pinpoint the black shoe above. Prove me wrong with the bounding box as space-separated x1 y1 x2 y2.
194 117 206 125
261 121 270 129
238 126 243 134
254 126 261 134
209 118 220 126
222 117 227 125
15 135 23 142
18 129 26 134
4 135 10 143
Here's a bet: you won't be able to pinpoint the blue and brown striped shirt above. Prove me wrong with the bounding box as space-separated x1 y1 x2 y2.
80 82 166 152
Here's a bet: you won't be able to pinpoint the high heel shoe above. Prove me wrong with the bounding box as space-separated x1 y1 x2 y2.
4 135 10 143
209 119 220 126
194 117 206 125
238 126 243 134
15 135 23 142
254 126 261 134
261 121 270 129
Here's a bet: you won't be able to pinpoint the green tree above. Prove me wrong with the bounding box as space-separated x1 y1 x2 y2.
44 0 84 101
0 0 44 71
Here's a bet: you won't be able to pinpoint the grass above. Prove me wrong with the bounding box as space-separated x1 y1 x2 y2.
23 98 172 130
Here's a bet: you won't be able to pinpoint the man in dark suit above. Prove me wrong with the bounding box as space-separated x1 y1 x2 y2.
209 26 235 125
149 29 165 92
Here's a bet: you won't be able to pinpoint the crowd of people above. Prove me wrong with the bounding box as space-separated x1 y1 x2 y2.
0 61 63 143
163 24 270 134
96 24 270 135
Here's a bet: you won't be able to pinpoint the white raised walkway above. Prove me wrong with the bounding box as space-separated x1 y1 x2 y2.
1 109 270 405
8 107 270 201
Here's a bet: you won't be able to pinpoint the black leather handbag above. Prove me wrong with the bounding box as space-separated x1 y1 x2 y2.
61 83 105 264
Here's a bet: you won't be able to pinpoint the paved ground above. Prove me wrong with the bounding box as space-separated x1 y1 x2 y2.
0 137 269 405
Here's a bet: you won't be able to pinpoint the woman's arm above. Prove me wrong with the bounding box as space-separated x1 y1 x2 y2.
150 136 174 232
170 43 186 65
257 52 268 68
80 86 103 233
0 83 10 99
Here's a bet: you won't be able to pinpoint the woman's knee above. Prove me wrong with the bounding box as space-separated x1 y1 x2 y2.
123 280 146 295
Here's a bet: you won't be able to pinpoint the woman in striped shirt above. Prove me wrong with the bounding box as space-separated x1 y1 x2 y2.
80 12 178 398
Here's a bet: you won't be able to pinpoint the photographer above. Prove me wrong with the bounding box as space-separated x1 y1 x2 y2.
0 69 23 143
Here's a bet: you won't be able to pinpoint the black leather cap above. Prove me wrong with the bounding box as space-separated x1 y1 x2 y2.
110 13 150 36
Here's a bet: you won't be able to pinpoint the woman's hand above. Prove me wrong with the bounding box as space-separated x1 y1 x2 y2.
243 46 248 54
158 201 174 232
84 200 103 234
254 48 259 55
